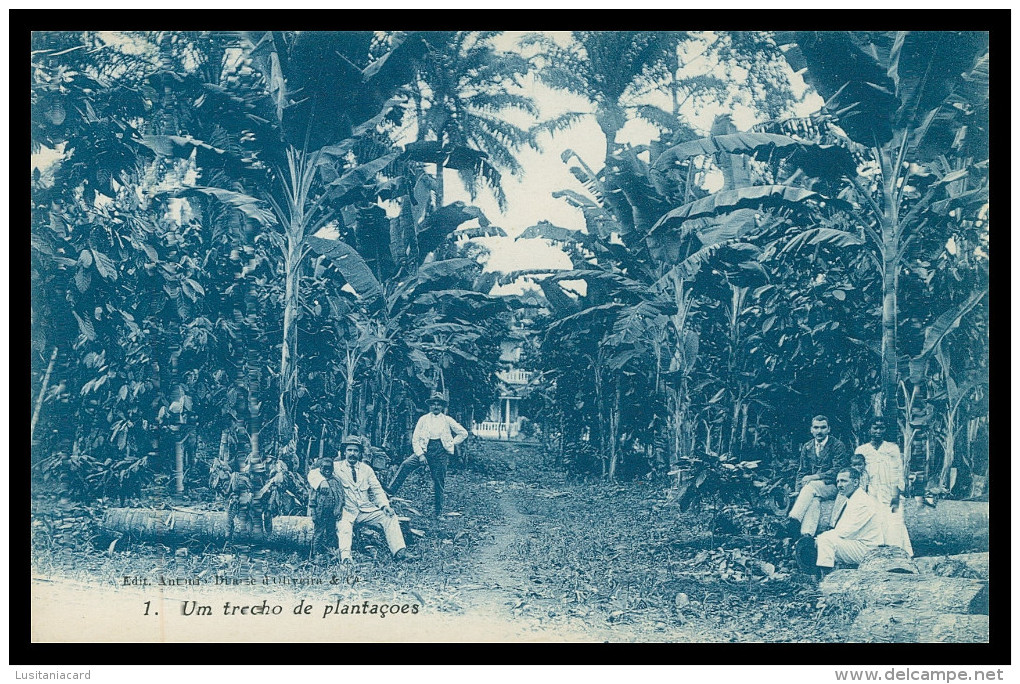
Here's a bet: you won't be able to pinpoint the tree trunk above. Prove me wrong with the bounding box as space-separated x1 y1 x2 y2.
31 346 58 445
218 428 230 462
173 428 185 498
849 608 988 643
278 239 301 454
820 571 988 614
435 163 445 208
900 499 989 555
303 436 313 475
879 148 900 417
247 369 262 461
592 359 606 478
858 545 918 574
940 407 957 490
343 369 355 436
729 394 742 457
103 507 313 549
880 235 899 417
608 381 620 480
818 498 988 555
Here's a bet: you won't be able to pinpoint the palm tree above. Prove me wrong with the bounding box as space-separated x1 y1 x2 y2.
525 31 680 158
408 31 540 211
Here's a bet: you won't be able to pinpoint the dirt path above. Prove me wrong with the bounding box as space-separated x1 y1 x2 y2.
418 481 598 641
443 474 664 642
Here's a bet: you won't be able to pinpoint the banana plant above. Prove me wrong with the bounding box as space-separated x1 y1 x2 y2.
162 31 432 463
773 30 989 416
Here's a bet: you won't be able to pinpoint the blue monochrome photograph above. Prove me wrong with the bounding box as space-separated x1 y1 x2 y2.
29 29 990 644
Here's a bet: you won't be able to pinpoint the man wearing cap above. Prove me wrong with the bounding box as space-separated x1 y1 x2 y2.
387 392 468 517
331 435 409 564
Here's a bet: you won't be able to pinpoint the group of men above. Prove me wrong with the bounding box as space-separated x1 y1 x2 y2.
307 392 468 564
785 415 913 576
260 395 907 574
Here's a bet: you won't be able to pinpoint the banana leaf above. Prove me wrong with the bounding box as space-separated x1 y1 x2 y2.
178 186 277 227
653 132 856 179
305 236 383 302
518 220 590 245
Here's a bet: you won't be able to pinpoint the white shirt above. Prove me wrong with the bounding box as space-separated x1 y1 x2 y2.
856 441 904 505
412 412 468 456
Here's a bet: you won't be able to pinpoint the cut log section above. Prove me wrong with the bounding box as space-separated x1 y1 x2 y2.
817 499 988 555
849 607 989 643
914 552 989 580
820 571 988 615
857 546 918 574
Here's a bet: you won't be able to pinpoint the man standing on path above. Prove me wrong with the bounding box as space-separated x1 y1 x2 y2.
813 467 885 574
387 392 468 517
786 415 850 537
333 435 410 564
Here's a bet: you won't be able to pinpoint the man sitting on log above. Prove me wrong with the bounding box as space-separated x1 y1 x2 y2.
785 415 850 537
332 435 411 565
308 456 345 558
812 467 885 575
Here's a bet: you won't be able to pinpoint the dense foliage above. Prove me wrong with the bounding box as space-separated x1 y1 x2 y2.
30 31 522 503
31 30 989 516
518 30 989 506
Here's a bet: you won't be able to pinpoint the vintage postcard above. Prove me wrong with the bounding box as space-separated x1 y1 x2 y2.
29 27 991 645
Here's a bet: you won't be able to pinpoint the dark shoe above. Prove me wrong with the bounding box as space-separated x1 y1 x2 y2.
782 517 801 539
794 534 817 572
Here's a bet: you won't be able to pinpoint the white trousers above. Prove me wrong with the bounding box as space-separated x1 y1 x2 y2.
337 509 406 560
815 530 875 568
789 480 838 535
879 506 913 557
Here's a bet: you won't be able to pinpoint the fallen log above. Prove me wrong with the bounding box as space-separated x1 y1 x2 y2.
818 498 988 555
103 507 313 549
102 508 420 550
820 571 988 615
914 552 989 580
848 607 988 643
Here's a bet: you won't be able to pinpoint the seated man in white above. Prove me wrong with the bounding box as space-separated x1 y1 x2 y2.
815 466 885 573
310 435 409 564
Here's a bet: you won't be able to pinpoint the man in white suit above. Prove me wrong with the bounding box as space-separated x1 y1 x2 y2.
310 435 409 564
814 466 886 574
